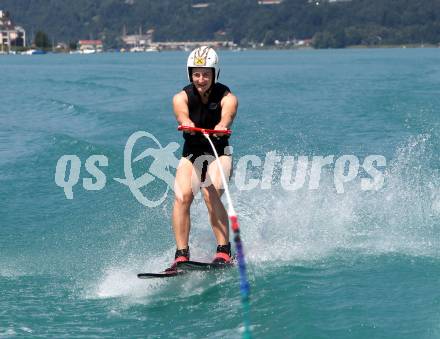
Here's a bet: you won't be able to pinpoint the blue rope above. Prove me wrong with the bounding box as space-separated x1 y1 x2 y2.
201 132 252 338
234 232 252 338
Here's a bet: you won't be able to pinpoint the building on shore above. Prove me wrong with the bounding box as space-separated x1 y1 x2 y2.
308 0 351 3
121 27 155 51
192 3 210 8
150 40 235 51
78 40 103 53
258 0 283 5
0 10 26 51
120 24 237 52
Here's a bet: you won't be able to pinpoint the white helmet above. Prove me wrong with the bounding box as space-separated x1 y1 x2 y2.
187 46 220 83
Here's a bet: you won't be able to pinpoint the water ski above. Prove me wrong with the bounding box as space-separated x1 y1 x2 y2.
176 260 234 271
137 259 234 279
137 270 184 279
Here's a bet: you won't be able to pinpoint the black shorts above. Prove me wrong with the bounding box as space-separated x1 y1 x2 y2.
182 141 232 182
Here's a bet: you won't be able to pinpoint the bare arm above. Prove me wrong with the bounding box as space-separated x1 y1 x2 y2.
216 92 238 130
173 91 194 127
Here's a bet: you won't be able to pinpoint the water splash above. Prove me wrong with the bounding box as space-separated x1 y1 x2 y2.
230 133 440 264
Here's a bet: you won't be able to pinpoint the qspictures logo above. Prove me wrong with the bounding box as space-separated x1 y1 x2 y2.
54 131 387 207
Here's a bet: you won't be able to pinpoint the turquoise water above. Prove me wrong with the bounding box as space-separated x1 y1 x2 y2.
1 49 439 338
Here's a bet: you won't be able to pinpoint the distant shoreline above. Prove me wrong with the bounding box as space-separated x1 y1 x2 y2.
1 44 438 56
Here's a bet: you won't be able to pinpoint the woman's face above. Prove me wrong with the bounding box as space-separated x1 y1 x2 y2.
191 67 213 95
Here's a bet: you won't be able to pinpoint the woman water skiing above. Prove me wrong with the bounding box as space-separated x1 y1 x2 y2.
168 46 238 270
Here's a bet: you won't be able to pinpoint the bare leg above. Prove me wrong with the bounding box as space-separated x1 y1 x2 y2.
172 158 200 250
201 155 232 246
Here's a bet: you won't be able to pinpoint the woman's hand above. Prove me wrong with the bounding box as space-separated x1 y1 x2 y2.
213 124 228 137
181 120 196 135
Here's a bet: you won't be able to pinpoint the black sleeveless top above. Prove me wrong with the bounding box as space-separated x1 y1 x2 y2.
182 82 231 147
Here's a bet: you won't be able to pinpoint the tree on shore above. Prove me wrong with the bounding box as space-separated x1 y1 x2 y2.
34 31 51 49
3 0 440 48
69 41 78 50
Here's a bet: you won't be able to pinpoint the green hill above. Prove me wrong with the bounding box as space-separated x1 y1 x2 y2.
2 0 440 48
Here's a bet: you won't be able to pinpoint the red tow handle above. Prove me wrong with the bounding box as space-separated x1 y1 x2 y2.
177 125 232 135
